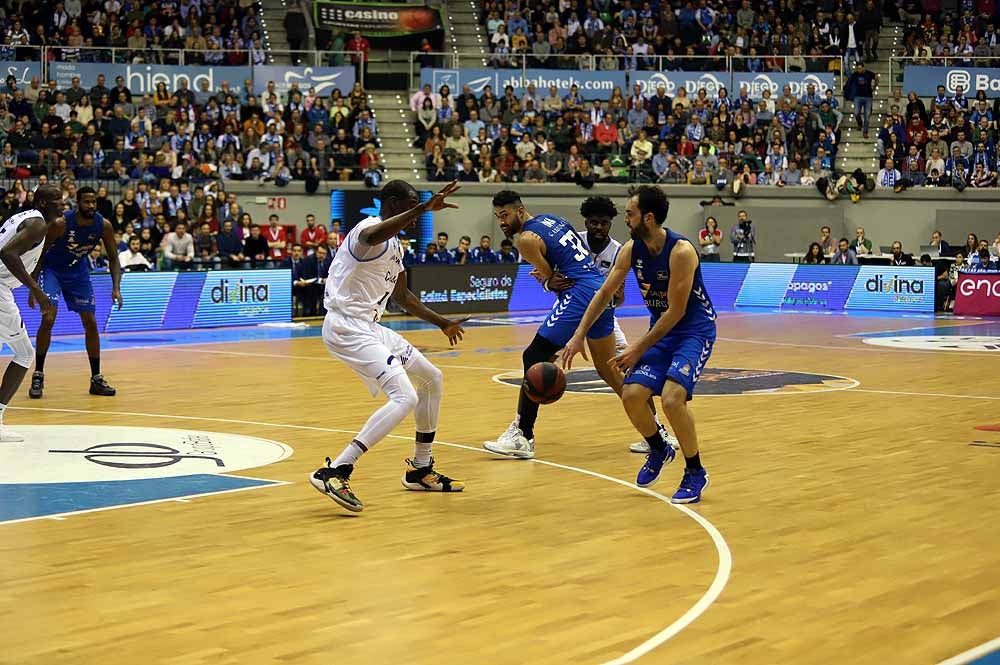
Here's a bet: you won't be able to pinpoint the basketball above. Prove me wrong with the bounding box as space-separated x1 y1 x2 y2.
523 362 566 404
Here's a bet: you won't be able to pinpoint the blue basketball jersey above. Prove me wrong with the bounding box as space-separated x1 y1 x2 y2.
46 210 106 270
522 214 604 289
631 229 717 337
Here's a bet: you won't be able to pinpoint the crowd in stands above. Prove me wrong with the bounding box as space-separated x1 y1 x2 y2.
899 0 1000 64
411 77 848 186
479 0 878 70
1 0 268 65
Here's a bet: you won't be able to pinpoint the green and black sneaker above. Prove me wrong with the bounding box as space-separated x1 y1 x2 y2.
310 459 364 513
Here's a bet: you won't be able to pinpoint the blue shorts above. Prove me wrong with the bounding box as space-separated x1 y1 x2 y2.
41 264 95 313
623 333 715 401
537 287 615 347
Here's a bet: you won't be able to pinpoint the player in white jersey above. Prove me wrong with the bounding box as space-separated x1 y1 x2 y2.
0 185 63 441
310 180 469 513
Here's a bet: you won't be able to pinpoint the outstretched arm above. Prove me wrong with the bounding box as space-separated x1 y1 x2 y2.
563 240 633 369
358 180 460 247
391 269 468 346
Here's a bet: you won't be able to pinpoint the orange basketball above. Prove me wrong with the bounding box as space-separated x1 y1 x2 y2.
523 362 566 404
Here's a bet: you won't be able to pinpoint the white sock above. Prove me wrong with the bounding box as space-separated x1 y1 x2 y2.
331 441 367 468
413 441 433 468
0 403 6 425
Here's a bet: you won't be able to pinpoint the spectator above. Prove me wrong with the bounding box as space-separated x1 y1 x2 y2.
163 221 195 270
287 244 312 315
471 235 499 263
831 238 858 265
218 219 246 269
244 224 270 268
193 221 220 269
850 227 873 255
876 159 901 189
818 226 836 255
119 235 152 271
844 61 877 139
730 210 756 263
300 214 327 255
451 235 472 264
698 216 723 262
265 214 287 262
803 242 828 265
400 237 417 267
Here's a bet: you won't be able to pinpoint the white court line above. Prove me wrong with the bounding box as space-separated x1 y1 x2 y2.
715 336 1000 358
7 403 731 665
936 635 1000 665
852 388 1000 402
838 319 990 338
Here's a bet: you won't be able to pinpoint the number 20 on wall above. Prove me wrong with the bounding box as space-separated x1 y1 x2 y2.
267 197 288 210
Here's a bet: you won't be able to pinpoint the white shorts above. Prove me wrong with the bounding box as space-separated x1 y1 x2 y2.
0 287 33 365
322 311 425 397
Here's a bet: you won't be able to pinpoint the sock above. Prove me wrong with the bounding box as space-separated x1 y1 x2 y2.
0 403 6 424
685 453 703 472
414 431 434 467
516 389 539 440
645 431 666 452
89 356 100 377
331 440 368 468
35 353 46 372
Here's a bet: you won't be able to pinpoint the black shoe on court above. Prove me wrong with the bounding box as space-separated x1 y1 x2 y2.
89 374 116 396
310 458 364 512
28 371 43 399
401 458 465 492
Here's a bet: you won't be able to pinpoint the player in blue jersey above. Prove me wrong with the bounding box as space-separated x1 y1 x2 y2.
484 190 625 459
28 187 122 398
564 186 716 503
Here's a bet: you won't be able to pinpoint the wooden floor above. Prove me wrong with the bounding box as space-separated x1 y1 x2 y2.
2 312 1000 665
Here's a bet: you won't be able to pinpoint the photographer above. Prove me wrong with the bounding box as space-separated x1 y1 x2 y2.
730 210 756 263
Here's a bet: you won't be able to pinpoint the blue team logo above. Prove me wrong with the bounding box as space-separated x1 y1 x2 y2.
495 367 858 396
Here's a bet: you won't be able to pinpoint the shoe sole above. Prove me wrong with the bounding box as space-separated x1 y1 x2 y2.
309 475 364 513
670 475 711 504
400 478 465 492
90 390 117 396
483 441 534 459
28 392 41 399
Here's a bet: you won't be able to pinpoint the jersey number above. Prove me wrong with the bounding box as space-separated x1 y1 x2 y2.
374 290 390 321
558 231 588 262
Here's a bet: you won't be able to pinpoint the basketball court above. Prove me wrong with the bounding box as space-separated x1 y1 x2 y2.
2 309 999 665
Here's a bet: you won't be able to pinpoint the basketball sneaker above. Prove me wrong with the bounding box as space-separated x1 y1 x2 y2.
483 421 535 459
0 425 24 442
635 443 676 488
401 458 465 492
28 371 43 399
671 468 710 504
629 425 679 453
310 458 364 512
89 375 116 396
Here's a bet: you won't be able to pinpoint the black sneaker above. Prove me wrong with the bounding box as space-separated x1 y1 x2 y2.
400 457 465 492
89 374 116 396
28 371 43 399
310 458 364 512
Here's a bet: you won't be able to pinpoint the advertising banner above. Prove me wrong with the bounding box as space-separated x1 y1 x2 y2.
409 264 519 315
844 266 935 312
420 67 626 99
732 72 836 99
13 270 291 336
630 70 731 98
782 265 858 310
314 1 442 35
253 65 355 97
954 271 1000 316
902 65 1000 97
0 61 41 86
50 62 252 95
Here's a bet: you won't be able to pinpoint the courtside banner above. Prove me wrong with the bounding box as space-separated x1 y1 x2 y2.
410 264 520 314
845 266 934 312
13 270 291 336
315 1 442 35
902 65 1000 97
954 271 1000 316
732 72 836 98
50 62 253 94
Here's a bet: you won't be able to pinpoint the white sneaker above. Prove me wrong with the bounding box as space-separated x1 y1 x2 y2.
0 425 24 442
484 421 535 459
629 426 679 454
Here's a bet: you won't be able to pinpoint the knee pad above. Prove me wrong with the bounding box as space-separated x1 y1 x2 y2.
406 353 443 392
383 372 418 412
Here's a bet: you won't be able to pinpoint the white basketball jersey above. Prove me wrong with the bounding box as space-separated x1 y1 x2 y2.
0 209 45 288
578 231 622 276
324 216 404 322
